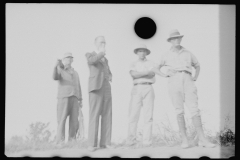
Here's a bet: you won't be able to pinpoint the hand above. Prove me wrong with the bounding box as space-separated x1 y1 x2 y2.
165 74 170 78
55 59 64 68
109 75 112 82
148 71 155 76
78 101 83 108
99 45 106 54
192 77 197 81
146 71 155 78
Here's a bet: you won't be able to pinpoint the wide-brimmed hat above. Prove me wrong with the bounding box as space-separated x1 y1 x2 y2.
134 44 151 55
62 52 73 59
167 29 184 42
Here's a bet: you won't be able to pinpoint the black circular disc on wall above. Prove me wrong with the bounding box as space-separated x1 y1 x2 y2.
134 17 157 39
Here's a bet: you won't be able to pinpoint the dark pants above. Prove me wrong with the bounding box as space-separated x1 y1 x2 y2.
88 79 112 147
56 96 79 142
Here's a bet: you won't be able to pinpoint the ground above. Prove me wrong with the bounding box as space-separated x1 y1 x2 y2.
6 145 235 158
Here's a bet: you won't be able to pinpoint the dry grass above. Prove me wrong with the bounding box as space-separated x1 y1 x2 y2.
5 115 235 156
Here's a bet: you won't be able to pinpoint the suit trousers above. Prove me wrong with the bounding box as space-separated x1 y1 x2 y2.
168 72 200 118
56 96 79 142
88 79 112 147
128 84 155 144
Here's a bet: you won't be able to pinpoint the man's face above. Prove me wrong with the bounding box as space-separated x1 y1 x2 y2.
96 37 106 50
62 56 73 66
137 49 147 59
170 37 182 46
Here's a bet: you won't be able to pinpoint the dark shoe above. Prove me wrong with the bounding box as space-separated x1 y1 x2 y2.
100 145 115 149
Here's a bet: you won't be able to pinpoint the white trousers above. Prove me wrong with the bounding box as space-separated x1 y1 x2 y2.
168 72 200 118
128 85 155 143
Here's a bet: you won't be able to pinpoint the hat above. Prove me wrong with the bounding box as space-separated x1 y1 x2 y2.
134 44 151 55
62 52 73 59
167 29 184 42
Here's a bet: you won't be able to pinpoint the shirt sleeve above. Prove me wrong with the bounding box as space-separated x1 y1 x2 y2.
190 52 200 68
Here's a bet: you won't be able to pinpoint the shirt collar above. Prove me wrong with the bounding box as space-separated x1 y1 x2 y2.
138 58 148 62
170 45 185 53
64 65 73 70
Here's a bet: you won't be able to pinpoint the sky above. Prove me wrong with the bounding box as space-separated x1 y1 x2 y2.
5 4 234 143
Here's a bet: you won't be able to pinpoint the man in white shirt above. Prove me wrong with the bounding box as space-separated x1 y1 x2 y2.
153 29 216 148
127 44 166 146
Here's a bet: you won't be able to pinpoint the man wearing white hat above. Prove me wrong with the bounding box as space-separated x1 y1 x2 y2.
153 29 216 148
127 44 166 146
53 52 83 144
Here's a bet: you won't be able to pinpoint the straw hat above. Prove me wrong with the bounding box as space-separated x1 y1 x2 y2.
134 44 151 55
167 29 184 42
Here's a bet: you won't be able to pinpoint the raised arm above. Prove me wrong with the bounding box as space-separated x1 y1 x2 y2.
85 52 105 65
53 60 62 80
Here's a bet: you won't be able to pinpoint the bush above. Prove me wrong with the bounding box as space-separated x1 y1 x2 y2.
218 129 235 146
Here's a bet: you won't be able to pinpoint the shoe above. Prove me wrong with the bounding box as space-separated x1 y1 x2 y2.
126 140 137 146
87 146 97 152
54 142 65 149
198 140 216 148
180 142 190 149
100 145 115 149
142 141 152 147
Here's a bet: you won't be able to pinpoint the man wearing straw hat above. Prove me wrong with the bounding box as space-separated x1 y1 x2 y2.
127 44 166 147
53 52 83 145
153 29 216 148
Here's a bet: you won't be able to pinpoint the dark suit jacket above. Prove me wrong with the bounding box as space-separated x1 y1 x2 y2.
85 51 112 92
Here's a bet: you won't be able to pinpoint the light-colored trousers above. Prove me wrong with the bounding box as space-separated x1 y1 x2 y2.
128 85 155 143
88 79 112 147
56 96 79 142
168 72 200 117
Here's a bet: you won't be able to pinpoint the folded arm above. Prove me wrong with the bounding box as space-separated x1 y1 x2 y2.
85 52 105 65
130 70 155 79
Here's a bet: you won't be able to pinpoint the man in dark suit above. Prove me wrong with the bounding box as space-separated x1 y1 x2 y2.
85 36 113 152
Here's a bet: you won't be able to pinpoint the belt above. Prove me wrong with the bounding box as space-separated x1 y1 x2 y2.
177 70 191 75
134 82 152 86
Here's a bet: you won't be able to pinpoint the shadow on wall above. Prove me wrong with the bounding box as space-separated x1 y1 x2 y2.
219 6 235 131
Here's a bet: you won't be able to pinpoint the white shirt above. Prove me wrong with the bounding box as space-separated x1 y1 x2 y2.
159 46 200 74
130 58 157 84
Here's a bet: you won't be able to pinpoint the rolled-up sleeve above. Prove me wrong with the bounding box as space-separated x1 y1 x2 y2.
190 53 200 68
